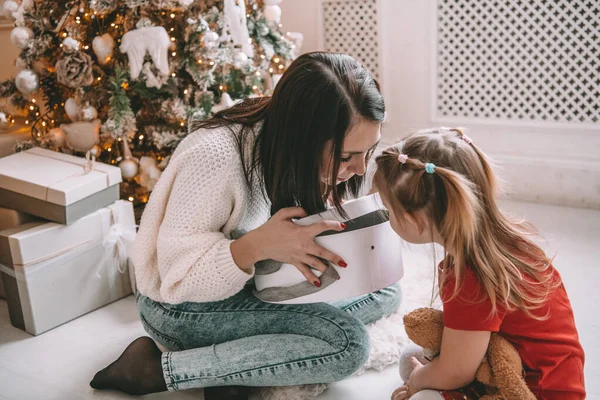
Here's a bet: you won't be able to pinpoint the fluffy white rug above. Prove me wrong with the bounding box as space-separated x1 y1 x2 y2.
253 244 443 400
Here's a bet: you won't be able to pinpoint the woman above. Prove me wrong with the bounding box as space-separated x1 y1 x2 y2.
90 52 401 399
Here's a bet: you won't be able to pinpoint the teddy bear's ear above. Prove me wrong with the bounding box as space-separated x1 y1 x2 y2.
403 308 444 352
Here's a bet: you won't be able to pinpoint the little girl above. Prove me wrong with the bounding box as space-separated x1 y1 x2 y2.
372 128 585 400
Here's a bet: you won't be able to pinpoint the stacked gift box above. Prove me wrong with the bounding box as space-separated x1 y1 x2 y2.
0 147 135 335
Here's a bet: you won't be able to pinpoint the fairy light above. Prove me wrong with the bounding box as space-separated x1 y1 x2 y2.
170 37 176 42
107 147 112 152
197 59 203 64
42 121 46 127
279 64 284 70
138 135 144 140
31 99 36 103
279 24 283 28
170 28 175 32
170 13 175 18
84 45 89 49
260 54 266 59
274 57 280 63
29 105 34 110
62 32 67 38
111 23 115 27
255 71 261 76
183 89 188 94
35 112 39 116
219 85 224 90
209 61 215 66
25 120 29 124
171 72 176 77
97 77 102 81
172 51 176 56
269 68 273 73
76 20 81 24
180 122 185 126
252 85 258 90
128 196 134 202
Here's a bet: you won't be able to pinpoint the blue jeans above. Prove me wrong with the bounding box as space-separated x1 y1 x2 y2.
137 282 401 391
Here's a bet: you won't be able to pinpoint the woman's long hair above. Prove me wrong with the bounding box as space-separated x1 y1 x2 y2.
191 52 385 215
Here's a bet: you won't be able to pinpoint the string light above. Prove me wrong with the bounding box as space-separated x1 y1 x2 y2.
108 147 112 152
84 45 89 49
274 57 280 63
170 28 174 32
42 121 46 127
171 73 176 77
25 120 29 124
97 77 102 81
255 71 261 76
128 196 134 202
278 64 284 70
209 61 214 66
138 135 144 140
260 54 265 59
62 32 67 37
197 59 203 64
219 85 224 90
252 85 258 90
170 37 176 42
183 89 188 94
180 122 185 126
31 99 36 103
269 68 273 73
29 106 34 110
172 52 176 56
111 23 115 27
170 13 175 18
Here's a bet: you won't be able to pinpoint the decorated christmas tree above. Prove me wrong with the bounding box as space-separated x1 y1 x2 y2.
0 0 302 204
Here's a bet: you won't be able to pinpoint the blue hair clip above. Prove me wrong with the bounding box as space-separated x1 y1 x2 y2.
425 163 436 174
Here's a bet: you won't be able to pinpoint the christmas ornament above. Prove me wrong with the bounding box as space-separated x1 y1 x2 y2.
233 50 249 69
201 30 220 49
89 144 102 157
92 33 114 65
141 62 168 89
0 111 15 130
65 98 81 121
10 27 33 49
223 0 253 57
120 26 171 80
80 104 98 121
2 0 18 19
264 0 282 23
138 156 162 190
56 52 94 88
119 141 139 179
62 36 80 52
15 69 39 94
211 92 239 114
46 127 66 148
62 119 101 152
177 0 194 8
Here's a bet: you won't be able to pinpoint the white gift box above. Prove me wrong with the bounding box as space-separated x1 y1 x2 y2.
0 147 122 224
0 207 38 299
0 200 135 335
254 194 404 304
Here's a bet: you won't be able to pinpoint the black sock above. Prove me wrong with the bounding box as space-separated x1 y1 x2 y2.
90 336 167 395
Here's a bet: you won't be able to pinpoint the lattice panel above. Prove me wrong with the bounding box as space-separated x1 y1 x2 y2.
322 0 381 81
436 0 599 124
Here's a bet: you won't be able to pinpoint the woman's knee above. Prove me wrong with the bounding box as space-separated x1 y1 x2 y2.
329 317 370 379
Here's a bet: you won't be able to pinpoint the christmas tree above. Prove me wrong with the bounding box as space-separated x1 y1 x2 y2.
0 0 302 204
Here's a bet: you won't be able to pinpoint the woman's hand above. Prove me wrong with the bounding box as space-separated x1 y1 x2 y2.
251 207 347 286
391 357 425 399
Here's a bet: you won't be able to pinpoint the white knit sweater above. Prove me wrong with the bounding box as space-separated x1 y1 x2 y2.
131 124 271 304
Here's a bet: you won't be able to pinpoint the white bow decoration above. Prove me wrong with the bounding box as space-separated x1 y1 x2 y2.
98 222 136 277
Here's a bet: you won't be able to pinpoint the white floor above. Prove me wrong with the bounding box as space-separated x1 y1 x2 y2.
0 201 598 400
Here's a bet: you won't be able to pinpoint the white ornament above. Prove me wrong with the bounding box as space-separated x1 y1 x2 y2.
119 158 139 179
15 69 39 94
47 127 66 148
233 51 249 69
13 0 33 26
202 30 219 49
177 0 194 8
264 5 282 23
119 141 139 179
0 112 11 129
120 26 171 79
65 98 81 121
223 0 254 57
92 33 115 65
80 104 98 121
211 92 240 114
138 156 162 190
141 62 168 88
62 119 101 152
3 1 18 19
62 36 80 52
10 27 34 49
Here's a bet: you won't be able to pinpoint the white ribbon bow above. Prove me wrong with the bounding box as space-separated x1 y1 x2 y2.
97 220 136 280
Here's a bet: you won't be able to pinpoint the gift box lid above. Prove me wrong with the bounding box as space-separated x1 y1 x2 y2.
0 200 135 269
0 147 122 206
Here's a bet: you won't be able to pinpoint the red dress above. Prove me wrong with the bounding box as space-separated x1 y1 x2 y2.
439 266 585 400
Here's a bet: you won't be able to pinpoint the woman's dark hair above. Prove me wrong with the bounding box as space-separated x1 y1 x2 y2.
191 52 385 215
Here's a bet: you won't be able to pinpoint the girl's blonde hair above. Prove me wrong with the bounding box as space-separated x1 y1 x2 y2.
373 128 559 319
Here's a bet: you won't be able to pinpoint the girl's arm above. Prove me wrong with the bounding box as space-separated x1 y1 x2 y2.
410 327 490 392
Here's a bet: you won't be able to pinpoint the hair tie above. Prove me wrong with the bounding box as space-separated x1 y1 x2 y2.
460 134 473 145
397 154 408 164
425 163 436 174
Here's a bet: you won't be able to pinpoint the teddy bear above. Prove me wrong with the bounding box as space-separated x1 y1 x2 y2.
399 308 536 400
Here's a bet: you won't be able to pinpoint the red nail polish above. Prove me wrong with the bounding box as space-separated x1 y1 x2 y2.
341 223 347 229
314 281 321 288
339 261 348 268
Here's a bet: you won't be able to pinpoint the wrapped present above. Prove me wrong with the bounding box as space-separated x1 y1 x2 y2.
0 147 122 225
0 200 135 335
0 207 38 299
